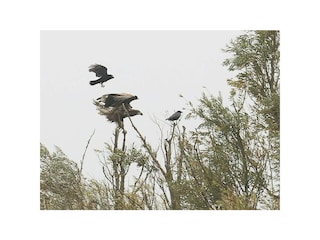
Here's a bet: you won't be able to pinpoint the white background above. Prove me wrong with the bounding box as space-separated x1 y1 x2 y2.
1 0 320 239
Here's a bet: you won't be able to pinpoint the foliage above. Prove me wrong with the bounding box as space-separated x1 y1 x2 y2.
223 30 280 132
40 144 84 209
40 144 113 209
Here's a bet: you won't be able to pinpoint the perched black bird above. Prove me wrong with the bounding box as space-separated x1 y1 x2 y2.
97 93 138 109
89 64 114 87
166 111 182 121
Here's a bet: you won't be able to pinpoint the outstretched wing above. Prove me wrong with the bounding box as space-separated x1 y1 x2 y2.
89 64 108 77
103 93 138 108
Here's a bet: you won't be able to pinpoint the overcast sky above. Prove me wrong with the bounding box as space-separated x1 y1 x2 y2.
40 30 244 179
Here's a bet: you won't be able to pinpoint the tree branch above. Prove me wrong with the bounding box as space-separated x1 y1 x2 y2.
80 129 96 175
122 104 167 178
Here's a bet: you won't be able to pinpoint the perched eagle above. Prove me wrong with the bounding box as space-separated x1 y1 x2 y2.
93 93 141 130
166 111 182 121
96 93 138 109
89 64 114 87
105 107 143 129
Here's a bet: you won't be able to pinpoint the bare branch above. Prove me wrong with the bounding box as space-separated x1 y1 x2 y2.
122 104 167 178
80 129 96 174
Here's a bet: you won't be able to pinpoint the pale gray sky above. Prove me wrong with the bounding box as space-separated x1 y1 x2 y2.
40 30 243 179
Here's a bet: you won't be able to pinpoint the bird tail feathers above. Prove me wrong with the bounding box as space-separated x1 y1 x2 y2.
89 80 101 85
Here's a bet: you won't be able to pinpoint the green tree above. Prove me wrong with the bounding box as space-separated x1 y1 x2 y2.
96 133 156 210
41 143 115 210
179 31 280 209
40 144 85 209
223 30 280 132
223 30 280 209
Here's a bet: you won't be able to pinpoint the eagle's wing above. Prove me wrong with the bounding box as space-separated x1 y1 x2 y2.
106 94 137 108
104 94 120 107
89 64 108 77
96 93 138 109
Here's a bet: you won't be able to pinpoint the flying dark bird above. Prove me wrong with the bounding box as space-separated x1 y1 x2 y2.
166 111 182 121
97 93 138 109
89 64 114 87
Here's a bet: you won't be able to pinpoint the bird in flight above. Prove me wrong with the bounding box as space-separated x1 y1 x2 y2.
89 64 114 87
166 111 182 121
